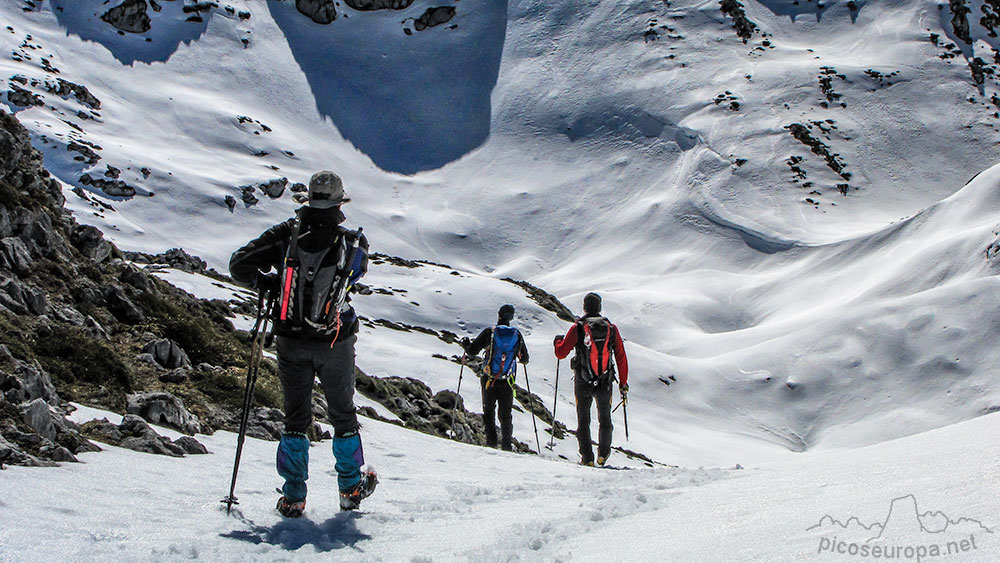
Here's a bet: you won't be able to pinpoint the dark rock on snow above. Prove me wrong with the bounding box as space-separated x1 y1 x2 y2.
102 0 152 34
296 0 337 24
344 0 415 10
125 392 201 435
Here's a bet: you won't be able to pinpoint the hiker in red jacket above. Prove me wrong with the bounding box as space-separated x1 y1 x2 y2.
553 293 628 466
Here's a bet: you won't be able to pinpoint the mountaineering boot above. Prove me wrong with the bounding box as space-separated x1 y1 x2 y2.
596 456 607 466
581 460 595 467
276 495 306 518
339 470 379 511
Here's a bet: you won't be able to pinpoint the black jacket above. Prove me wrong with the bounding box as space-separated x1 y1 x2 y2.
229 207 369 341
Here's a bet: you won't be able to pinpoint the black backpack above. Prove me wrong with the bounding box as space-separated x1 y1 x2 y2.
573 316 616 387
274 216 361 338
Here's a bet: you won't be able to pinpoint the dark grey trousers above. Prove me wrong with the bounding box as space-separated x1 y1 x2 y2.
574 375 614 463
480 376 514 450
275 334 359 437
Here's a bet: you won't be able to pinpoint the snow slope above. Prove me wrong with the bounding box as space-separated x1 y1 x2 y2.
0 405 997 561
4 0 1000 464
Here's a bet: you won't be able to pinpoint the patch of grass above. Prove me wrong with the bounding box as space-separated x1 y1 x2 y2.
33 325 132 393
136 288 243 368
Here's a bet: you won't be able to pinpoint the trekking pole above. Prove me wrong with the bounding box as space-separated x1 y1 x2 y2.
222 289 272 515
546 359 560 450
451 356 466 439
521 364 542 454
623 399 629 441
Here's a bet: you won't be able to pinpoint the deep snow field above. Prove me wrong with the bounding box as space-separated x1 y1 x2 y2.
4 0 1000 559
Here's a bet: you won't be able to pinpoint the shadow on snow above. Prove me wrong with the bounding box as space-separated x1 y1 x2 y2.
221 512 372 552
268 1 508 175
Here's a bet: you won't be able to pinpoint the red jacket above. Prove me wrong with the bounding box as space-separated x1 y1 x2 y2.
554 318 628 385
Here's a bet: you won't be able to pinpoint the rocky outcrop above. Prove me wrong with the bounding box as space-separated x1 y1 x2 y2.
414 7 456 31
344 0 414 10
949 0 973 44
719 0 757 43
102 0 152 34
502 278 575 323
78 173 137 198
786 123 851 181
296 0 337 24
81 414 208 457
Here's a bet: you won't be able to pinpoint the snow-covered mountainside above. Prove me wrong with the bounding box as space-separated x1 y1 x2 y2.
4 0 1000 467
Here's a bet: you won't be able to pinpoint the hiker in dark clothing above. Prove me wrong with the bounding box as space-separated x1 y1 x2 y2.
462 304 529 451
229 170 377 515
553 293 628 466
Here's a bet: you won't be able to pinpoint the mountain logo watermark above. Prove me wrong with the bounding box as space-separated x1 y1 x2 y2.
808 494 993 561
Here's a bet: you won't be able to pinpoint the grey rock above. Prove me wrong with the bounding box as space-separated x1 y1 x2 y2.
289 182 307 193
0 206 11 238
126 391 201 435
105 286 144 324
0 274 46 315
241 187 258 206
414 6 455 31
120 264 153 291
225 195 237 211
0 237 32 274
246 407 284 440
7 85 44 108
53 304 86 326
79 174 137 198
102 0 152 34
0 127 25 180
296 0 337 23
14 360 58 405
173 436 208 454
83 316 110 340
20 398 57 441
260 177 288 199
142 339 191 369
47 445 78 462
70 224 113 263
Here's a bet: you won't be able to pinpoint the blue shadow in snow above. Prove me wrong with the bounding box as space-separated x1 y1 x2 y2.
49 0 211 65
268 1 508 175
756 0 866 23
221 512 372 552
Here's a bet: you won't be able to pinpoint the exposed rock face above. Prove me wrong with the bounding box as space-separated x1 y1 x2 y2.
949 0 972 44
296 0 337 24
44 79 102 110
142 339 192 369
102 0 152 34
125 392 201 435
344 0 414 10
719 0 757 43
414 6 455 31
0 109 289 467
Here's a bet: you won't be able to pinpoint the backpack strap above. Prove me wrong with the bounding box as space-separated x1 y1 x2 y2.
278 213 303 322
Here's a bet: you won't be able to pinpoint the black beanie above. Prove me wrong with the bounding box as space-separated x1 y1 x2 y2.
583 293 602 315
498 304 515 324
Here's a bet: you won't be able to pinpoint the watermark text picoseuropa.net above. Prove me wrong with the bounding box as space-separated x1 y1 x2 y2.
817 535 979 561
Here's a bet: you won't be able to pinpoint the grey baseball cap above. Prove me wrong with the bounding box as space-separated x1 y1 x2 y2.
306 170 350 208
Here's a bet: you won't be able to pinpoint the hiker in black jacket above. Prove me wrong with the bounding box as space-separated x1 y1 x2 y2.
229 171 376 516
462 304 529 451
